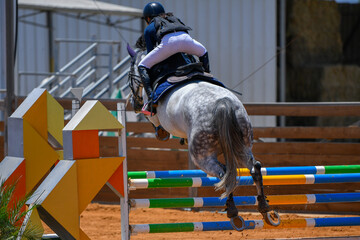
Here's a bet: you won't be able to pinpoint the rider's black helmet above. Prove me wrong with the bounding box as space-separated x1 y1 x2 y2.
143 2 165 20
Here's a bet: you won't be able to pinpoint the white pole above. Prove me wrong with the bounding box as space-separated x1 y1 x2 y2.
118 102 129 240
16 204 34 240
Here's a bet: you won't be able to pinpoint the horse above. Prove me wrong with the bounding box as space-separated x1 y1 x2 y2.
126 44 280 231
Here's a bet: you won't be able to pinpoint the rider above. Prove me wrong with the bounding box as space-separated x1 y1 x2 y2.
138 2 211 114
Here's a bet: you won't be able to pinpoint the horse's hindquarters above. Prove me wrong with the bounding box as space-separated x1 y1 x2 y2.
156 81 245 139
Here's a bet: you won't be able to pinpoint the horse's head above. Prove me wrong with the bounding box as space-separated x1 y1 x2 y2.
127 44 145 113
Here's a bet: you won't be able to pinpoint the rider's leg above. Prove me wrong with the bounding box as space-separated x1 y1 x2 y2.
137 65 156 115
138 65 170 139
137 65 152 99
139 32 208 69
138 34 180 69
138 34 179 114
177 34 210 72
199 52 210 73
137 31 209 113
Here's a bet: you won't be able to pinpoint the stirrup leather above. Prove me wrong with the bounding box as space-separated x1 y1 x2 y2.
141 101 157 116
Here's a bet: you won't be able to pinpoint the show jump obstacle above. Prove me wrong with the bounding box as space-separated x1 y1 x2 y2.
126 167 360 236
0 88 127 240
0 89 360 239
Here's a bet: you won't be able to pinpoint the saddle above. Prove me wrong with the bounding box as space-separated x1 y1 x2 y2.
168 64 214 83
168 71 214 83
150 53 197 89
148 53 226 104
175 62 204 76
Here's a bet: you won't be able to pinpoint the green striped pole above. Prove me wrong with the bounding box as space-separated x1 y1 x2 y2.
128 165 360 179
130 192 360 209
131 217 360 234
324 165 360 174
129 173 360 189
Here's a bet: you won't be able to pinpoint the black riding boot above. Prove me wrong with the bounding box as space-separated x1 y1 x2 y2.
138 66 170 140
138 66 153 99
199 52 210 73
138 66 156 114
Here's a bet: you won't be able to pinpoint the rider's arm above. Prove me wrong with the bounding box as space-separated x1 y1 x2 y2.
144 22 158 53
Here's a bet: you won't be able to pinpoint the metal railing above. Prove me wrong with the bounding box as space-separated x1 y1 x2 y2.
18 39 133 99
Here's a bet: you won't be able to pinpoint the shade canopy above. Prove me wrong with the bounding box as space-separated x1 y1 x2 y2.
18 0 142 17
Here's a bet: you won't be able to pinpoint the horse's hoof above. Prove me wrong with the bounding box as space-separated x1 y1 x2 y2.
230 216 246 231
179 138 188 145
262 210 281 227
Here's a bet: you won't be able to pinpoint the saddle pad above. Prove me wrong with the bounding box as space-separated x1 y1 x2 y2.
152 77 225 103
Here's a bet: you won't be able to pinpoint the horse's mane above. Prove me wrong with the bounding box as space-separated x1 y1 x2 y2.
158 12 174 18
135 35 146 51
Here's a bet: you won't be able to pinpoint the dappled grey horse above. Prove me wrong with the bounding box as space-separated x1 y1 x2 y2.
127 45 280 231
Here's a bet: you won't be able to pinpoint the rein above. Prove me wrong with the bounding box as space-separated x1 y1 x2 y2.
128 61 144 107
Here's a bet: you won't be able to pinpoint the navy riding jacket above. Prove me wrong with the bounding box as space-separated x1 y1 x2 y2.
144 22 158 53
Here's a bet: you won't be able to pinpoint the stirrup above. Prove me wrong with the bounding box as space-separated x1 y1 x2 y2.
155 126 170 141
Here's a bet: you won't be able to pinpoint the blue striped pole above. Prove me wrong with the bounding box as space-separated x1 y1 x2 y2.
128 165 360 179
130 217 360 234
129 173 360 189
130 192 360 209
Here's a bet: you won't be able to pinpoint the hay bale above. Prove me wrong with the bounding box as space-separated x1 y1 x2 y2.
288 0 343 66
317 65 360 127
286 67 323 127
286 65 360 127
286 67 323 102
320 65 360 102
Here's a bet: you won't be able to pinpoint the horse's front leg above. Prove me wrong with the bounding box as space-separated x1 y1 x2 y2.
250 159 281 226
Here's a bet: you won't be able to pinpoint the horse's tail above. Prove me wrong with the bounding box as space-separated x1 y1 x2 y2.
213 98 245 198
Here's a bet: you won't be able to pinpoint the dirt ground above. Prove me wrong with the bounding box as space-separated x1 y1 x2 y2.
42 203 360 239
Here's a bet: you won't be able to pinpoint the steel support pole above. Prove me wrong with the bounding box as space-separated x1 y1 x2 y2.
47 11 54 73
4 0 15 156
279 0 286 128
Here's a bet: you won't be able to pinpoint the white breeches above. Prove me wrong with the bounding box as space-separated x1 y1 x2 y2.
138 31 207 69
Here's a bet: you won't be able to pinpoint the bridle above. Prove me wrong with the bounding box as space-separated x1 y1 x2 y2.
127 54 144 109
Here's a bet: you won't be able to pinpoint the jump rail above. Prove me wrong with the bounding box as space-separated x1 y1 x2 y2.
119 101 360 238
129 173 360 189
128 165 360 179
130 217 360 234
131 192 360 209
126 170 360 237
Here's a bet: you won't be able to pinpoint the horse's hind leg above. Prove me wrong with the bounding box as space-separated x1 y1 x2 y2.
249 155 281 226
189 153 245 231
188 136 246 231
191 155 245 231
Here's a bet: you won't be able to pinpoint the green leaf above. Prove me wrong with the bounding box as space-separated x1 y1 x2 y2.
0 178 42 240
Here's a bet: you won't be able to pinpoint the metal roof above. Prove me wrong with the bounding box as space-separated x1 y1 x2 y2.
18 0 142 17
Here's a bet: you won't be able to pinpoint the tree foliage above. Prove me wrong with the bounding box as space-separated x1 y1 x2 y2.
0 179 42 240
